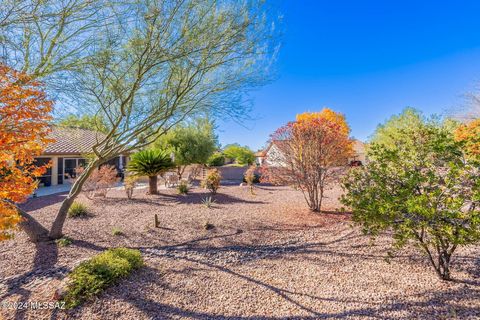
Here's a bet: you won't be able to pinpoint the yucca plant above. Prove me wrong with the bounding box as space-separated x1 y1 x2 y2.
127 149 174 194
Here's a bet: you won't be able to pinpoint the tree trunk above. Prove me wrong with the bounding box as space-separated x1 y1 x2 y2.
18 207 50 242
438 251 452 281
49 160 98 240
148 175 158 194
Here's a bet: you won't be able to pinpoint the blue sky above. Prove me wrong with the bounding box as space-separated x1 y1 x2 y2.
216 0 480 151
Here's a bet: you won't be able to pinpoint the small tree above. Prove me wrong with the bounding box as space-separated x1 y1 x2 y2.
341 113 480 281
154 118 217 179
455 118 480 160
0 65 53 241
127 149 174 195
202 169 222 195
244 165 257 194
223 144 255 165
76 165 118 199
262 109 353 211
207 152 226 167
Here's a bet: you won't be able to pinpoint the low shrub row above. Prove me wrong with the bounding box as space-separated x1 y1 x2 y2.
63 248 143 308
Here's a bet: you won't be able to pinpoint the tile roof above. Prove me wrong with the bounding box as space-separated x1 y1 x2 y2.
44 127 106 155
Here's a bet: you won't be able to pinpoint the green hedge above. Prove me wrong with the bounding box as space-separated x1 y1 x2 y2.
63 248 143 308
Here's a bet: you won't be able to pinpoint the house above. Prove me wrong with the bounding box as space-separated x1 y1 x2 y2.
254 150 266 166
262 139 367 167
34 127 128 187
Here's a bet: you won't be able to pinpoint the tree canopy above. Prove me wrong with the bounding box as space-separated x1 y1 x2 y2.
0 64 53 240
57 114 109 133
223 144 255 166
342 114 480 280
262 108 353 211
153 118 217 177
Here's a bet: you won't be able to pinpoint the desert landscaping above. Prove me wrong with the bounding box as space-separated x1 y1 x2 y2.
1 183 478 319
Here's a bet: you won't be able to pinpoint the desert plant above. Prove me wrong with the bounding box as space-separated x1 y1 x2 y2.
127 149 175 194
341 114 480 281
207 152 225 167
76 165 118 199
177 181 189 195
112 227 123 236
124 175 138 199
62 248 143 308
262 109 353 212
56 236 73 247
202 196 216 208
244 165 258 194
68 202 88 218
201 168 222 194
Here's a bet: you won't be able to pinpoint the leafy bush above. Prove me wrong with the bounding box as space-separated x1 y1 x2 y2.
341 113 480 281
63 248 143 308
68 202 88 218
243 165 258 194
76 165 119 199
223 144 255 165
177 181 189 194
207 152 225 166
56 236 73 247
124 175 137 199
112 227 123 236
201 168 221 194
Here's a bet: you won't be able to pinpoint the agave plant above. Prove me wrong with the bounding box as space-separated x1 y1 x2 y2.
127 149 174 194
201 196 216 208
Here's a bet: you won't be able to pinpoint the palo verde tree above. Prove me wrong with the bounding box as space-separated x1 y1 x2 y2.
58 114 109 134
0 64 53 241
43 0 278 239
2 0 278 240
262 108 353 212
153 118 217 179
341 110 480 280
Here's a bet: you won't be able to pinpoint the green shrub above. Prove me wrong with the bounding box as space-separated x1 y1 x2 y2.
112 227 123 236
177 181 189 194
201 168 221 194
63 248 143 308
207 152 225 166
68 202 88 218
56 236 73 247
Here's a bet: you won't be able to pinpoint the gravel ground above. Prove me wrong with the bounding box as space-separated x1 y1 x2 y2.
0 184 479 320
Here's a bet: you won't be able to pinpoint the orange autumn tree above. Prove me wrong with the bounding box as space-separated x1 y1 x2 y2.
262 108 353 212
455 119 480 160
0 64 53 240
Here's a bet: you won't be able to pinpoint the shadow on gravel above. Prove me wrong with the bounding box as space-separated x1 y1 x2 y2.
160 192 268 205
20 192 68 211
70 254 480 320
0 240 59 320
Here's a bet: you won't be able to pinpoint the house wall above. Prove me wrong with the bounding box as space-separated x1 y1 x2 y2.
34 154 128 186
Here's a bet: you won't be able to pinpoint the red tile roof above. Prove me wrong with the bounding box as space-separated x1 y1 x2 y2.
44 127 106 155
